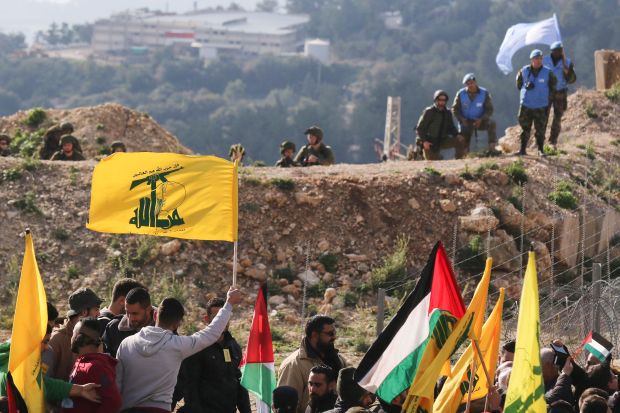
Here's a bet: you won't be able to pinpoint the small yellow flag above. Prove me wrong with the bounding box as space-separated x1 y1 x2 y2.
434 288 505 413
403 258 491 413
504 251 546 413
87 153 238 241
8 231 48 413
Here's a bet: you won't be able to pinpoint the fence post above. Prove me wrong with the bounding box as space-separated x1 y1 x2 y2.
377 288 386 337
592 263 602 333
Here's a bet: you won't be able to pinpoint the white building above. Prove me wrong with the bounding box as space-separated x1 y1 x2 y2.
92 9 310 58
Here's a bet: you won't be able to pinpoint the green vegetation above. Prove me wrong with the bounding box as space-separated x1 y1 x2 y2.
549 180 578 210
474 161 499 178
456 235 486 275
318 252 338 273
371 235 409 295
52 228 69 241
605 81 620 102
270 178 295 190
584 143 596 160
23 108 46 128
460 165 475 181
543 144 560 157
2 167 22 181
242 177 262 186
507 185 523 211
273 266 296 283
504 160 528 185
239 202 260 213
95 136 107 145
423 167 441 177
585 103 599 119
66 264 81 279
13 192 42 215
10 128 45 157
251 160 267 167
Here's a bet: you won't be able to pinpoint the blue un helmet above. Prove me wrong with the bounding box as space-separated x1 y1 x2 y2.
530 49 543 59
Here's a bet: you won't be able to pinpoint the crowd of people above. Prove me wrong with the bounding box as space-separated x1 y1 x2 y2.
1 277 618 413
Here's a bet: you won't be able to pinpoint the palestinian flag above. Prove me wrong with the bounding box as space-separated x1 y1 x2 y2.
240 287 276 413
582 331 613 362
355 241 465 404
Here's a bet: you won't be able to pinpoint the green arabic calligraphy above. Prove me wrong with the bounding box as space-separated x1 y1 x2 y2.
129 167 185 230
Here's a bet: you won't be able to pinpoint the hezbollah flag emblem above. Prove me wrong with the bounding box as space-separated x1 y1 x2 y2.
87 153 238 241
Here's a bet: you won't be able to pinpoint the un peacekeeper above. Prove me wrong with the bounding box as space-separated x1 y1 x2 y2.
415 90 465 160
0 134 11 156
276 140 300 167
111 141 127 153
516 49 557 156
452 73 498 157
50 134 86 161
39 122 75 160
294 126 335 166
543 41 576 149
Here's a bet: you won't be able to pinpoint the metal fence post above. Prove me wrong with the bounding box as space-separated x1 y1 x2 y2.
377 288 386 337
593 263 602 333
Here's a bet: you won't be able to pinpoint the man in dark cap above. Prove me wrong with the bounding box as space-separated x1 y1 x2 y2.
48 287 102 381
273 386 299 413
39 122 74 160
415 90 465 160
50 135 86 161
543 41 576 149
452 73 498 156
0 135 11 157
516 49 557 156
294 126 335 166
111 141 127 153
324 367 375 413
276 141 300 167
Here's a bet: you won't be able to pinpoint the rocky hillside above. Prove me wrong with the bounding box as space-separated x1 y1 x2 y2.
0 91 619 363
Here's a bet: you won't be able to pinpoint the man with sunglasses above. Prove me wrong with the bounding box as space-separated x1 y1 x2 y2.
278 315 347 413
415 90 465 160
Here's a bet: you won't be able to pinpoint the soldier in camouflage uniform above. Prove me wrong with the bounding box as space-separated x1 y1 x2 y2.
516 49 557 156
39 122 76 160
275 141 300 167
415 90 465 160
544 41 577 148
0 134 11 157
50 135 86 161
294 126 335 166
111 141 127 153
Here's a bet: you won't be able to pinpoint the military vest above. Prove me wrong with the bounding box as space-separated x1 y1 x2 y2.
458 87 487 120
543 55 572 91
520 65 552 109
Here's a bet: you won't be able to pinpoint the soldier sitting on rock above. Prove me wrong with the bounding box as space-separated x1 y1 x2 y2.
294 126 335 166
39 122 75 160
276 141 300 167
50 135 86 161
111 141 127 153
0 134 12 156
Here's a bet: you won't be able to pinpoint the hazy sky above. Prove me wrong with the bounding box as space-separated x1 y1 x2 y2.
0 0 266 41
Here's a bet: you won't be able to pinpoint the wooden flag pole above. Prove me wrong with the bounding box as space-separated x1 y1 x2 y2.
464 354 477 413
233 241 238 287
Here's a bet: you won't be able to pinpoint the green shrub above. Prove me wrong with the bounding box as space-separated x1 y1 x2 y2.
504 160 528 185
21 157 41 171
273 266 296 283
95 136 107 145
306 281 327 298
240 202 260 213
605 81 620 102
543 144 560 156
13 192 42 215
460 165 475 181
23 108 47 128
66 264 81 279
96 124 105 131
474 161 499 178
353 335 370 353
549 180 578 210
318 252 338 273
576 144 586 150
130 237 157 266
10 129 45 157
270 178 295 190
584 143 596 160
585 103 599 119
371 235 409 293
456 235 486 274
243 177 262 186
343 291 359 307
2 167 22 181
423 167 441 177
98 146 112 155
52 228 69 241
611 139 620 147
252 160 267 167
271 327 285 341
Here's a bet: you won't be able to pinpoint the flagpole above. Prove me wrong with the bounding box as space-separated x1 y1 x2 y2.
233 240 238 287
464 355 477 413
472 339 494 392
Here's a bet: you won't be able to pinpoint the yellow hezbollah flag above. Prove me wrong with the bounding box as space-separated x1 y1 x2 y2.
504 251 546 413
403 258 491 413
434 288 505 413
87 153 238 241
8 231 48 413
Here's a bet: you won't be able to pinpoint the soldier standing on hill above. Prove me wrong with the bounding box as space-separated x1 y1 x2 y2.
50 135 86 161
294 126 335 166
543 41 577 149
0 134 11 156
452 73 498 157
415 90 465 160
516 49 557 156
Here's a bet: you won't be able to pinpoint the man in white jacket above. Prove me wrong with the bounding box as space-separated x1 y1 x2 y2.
116 287 242 413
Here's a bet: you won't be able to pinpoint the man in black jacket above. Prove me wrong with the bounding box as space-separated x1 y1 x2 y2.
177 297 251 413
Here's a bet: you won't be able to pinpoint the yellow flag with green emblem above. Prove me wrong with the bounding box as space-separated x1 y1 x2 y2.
504 251 546 413
434 288 505 413
8 231 48 413
87 153 238 241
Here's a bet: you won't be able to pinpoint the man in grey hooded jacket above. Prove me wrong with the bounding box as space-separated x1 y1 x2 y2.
116 287 242 413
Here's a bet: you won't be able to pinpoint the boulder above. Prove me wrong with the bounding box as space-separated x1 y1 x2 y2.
408 197 421 210
160 239 181 256
297 270 320 287
344 254 368 262
482 170 509 186
459 206 499 233
265 190 288 207
531 240 552 280
295 192 323 206
444 173 461 186
268 295 286 306
281 284 301 298
318 240 330 252
488 231 520 272
245 266 267 282
440 199 457 212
